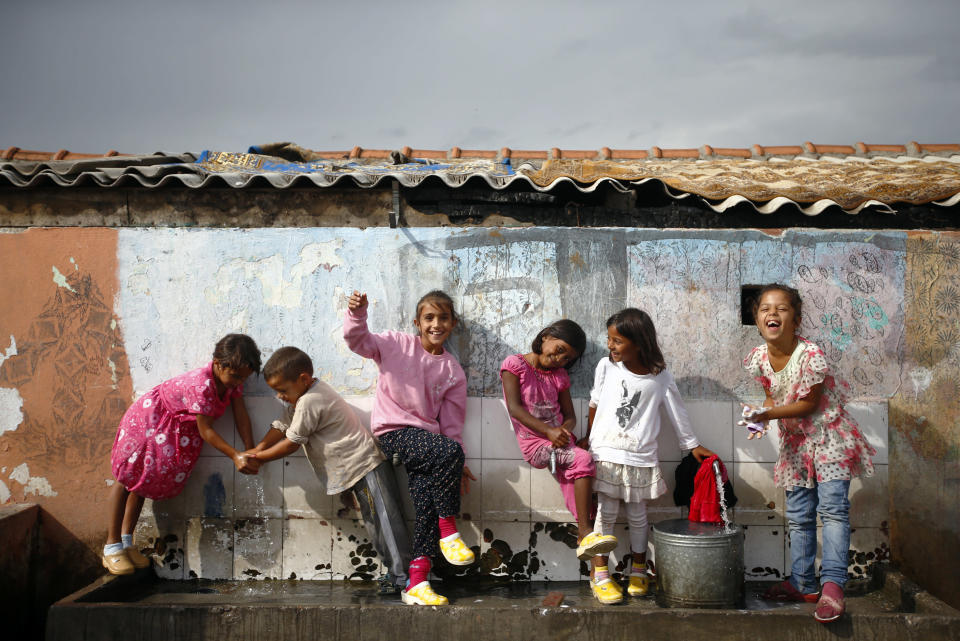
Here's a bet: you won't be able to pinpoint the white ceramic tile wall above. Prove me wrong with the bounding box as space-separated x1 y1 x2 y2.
846 403 889 464
731 462 784 525
480 397 522 459
529 522 582 581
331 518 383 581
282 518 333 580
184 517 233 579
281 457 333 518
460 457 482 521
233 518 283 580
481 459 531 522
744 524 787 580
148 396 889 583
529 465 570 523
234 457 284 519
478 521 531 578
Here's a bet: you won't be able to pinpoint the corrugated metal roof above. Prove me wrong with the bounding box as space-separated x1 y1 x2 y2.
1 143 959 215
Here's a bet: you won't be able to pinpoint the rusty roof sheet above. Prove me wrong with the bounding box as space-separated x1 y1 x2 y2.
2 142 959 215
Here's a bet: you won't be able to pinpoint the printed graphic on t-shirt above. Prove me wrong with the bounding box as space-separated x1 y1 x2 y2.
616 380 642 428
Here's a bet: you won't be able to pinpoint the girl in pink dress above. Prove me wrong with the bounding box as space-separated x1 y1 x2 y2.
102 333 262 575
499 320 616 572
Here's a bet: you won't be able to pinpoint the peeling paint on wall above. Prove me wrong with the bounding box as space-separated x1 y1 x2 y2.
0 387 24 436
909 366 933 400
0 479 9 503
8 462 58 497
51 265 76 292
116 228 905 400
0 335 16 368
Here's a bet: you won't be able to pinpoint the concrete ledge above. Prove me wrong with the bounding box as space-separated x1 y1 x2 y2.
48 571 960 641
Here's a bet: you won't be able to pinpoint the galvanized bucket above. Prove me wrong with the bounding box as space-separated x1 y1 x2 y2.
652 519 745 609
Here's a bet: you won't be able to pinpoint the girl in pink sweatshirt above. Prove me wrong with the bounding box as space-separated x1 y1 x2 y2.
344 289 475 606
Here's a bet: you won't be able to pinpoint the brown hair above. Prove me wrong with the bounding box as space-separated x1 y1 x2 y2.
263 346 313 382
751 284 803 324
531 319 587 370
415 290 460 324
212 334 262 375
606 308 666 375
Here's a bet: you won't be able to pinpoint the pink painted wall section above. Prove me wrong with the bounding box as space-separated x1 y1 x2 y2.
0 228 133 550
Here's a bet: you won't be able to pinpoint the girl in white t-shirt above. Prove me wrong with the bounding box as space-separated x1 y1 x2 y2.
584 308 714 604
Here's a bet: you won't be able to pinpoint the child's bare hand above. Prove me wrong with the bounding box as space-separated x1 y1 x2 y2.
461 465 477 495
545 426 569 448
234 452 259 475
348 290 368 311
243 450 264 472
691 445 715 462
576 436 590 450
739 404 770 440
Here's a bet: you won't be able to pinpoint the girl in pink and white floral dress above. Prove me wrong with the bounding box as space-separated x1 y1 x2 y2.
742 284 875 623
103 334 262 575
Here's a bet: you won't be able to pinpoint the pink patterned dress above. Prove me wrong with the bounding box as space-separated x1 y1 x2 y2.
743 337 875 489
111 362 243 500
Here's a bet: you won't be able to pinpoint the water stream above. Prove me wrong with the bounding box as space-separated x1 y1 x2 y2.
712 460 733 534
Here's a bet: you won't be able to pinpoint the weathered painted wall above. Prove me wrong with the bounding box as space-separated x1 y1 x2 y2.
0 229 133 550
0 226 902 592
889 233 960 608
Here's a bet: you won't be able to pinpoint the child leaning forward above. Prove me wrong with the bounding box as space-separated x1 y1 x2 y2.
247 346 412 591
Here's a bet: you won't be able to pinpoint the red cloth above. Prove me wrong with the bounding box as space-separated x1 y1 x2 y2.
689 455 729 524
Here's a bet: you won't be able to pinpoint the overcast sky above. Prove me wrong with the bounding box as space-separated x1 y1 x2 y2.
2 0 958 154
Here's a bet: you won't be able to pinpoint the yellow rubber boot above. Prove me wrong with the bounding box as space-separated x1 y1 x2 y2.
628 571 650 597
402 581 449 606
438 533 475 566
576 531 618 561
592 578 624 604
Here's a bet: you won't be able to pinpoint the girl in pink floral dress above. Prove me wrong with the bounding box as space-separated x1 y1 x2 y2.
742 284 875 623
103 334 262 575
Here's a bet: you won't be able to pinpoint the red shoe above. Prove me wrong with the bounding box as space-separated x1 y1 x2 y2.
814 582 845 623
761 580 818 603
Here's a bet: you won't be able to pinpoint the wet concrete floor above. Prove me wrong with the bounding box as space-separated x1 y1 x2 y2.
74 575 894 615
49 572 960 641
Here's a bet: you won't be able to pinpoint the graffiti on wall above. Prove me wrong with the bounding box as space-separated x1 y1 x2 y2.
114 228 904 401
0 271 130 467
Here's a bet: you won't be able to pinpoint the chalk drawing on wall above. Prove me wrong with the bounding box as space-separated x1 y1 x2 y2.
0 270 130 468
793 241 904 398
894 237 960 462
115 228 906 402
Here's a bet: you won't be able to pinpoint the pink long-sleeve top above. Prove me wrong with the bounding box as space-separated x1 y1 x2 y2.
343 307 468 453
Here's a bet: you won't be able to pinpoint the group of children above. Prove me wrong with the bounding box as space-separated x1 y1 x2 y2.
103 283 875 623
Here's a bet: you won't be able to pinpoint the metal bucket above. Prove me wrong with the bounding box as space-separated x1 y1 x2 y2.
652 519 745 609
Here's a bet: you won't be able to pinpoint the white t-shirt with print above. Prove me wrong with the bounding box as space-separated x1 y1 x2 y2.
589 358 699 467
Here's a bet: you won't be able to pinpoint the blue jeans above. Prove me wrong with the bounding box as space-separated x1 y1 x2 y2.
785 479 850 593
